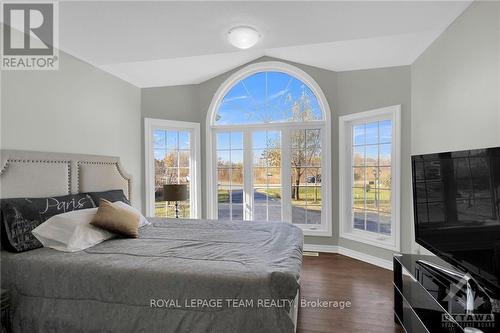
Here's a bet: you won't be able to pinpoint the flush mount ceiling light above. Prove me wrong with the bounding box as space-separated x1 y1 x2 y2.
228 26 261 49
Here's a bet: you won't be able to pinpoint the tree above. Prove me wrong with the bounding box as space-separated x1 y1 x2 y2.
290 90 321 201
261 88 321 201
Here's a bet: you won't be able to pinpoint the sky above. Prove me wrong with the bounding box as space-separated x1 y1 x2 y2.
216 71 323 125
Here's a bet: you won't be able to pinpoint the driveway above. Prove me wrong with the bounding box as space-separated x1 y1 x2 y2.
218 189 321 224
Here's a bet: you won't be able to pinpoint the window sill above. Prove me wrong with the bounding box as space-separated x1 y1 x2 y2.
297 224 332 237
340 230 399 251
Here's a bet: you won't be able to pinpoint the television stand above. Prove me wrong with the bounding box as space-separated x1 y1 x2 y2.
393 253 499 332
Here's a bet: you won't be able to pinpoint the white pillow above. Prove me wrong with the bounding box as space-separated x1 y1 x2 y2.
113 201 150 227
32 208 114 252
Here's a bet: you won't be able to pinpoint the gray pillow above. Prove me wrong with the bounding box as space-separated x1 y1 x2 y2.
86 189 130 206
0 193 95 252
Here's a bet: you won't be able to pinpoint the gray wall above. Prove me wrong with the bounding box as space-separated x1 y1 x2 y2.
410 0 500 255
412 0 500 155
141 57 412 261
1 49 142 208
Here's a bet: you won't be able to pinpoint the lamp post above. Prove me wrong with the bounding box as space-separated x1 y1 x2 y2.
163 184 188 218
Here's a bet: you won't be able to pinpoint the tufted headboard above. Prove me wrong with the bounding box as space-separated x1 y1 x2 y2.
0 150 132 201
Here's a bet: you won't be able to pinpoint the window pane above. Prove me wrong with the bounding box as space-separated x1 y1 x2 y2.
365 189 379 211
253 168 266 185
379 214 391 235
218 204 230 220
353 187 365 210
379 167 391 189
267 149 281 167
254 188 267 205
179 202 190 218
306 187 321 205
292 201 307 225
215 72 324 125
268 206 282 222
306 206 321 224
291 129 306 149
267 131 281 147
253 149 267 167
353 146 365 166
365 145 378 166
353 209 365 230
306 129 321 148
166 131 178 149
165 168 179 184
267 167 281 185
267 188 282 205
379 120 392 144
178 150 190 167
179 168 190 184
365 122 378 144
365 212 379 233
216 132 230 150
178 131 190 149
304 146 321 166
230 187 243 204
218 187 230 203
154 130 165 148
379 144 391 166
231 168 243 187
353 167 365 187
353 124 365 146
365 167 378 190
252 131 267 149
231 132 243 149
232 204 244 220
254 205 267 221
164 151 178 167
231 150 244 166
217 169 230 186
217 151 230 167
379 190 392 214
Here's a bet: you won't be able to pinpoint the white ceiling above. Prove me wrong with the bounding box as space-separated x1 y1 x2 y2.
56 1 472 87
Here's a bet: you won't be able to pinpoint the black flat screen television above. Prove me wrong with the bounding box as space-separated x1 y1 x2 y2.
412 146 500 296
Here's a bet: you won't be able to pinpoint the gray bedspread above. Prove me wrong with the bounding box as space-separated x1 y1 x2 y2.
1 218 303 333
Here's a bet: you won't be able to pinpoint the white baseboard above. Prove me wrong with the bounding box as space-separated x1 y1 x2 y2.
303 244 393 270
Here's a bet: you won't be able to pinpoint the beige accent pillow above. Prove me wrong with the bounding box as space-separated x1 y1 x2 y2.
90 199 140 238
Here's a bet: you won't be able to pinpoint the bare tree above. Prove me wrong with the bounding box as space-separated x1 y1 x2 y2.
261 89 321 201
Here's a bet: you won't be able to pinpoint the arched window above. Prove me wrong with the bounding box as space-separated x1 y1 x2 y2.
206 62 332 236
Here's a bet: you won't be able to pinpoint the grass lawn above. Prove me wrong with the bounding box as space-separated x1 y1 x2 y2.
155 201 190 218
353 187 391 212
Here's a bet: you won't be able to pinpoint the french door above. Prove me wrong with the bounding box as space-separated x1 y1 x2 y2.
214 125 324 225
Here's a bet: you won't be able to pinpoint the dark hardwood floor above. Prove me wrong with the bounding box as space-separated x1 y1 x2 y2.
297 253 404 333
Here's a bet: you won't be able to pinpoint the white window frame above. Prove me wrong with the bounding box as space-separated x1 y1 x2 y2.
144 118 202 218
339 105 401 251
205 61 332 237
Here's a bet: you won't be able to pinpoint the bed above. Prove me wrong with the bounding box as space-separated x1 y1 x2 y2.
0 150 303 333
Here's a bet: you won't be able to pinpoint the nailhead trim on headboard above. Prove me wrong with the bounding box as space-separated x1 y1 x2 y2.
0 159 72 194
77 161 132 200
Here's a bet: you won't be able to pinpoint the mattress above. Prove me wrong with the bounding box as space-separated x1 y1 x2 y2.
1 218 303 333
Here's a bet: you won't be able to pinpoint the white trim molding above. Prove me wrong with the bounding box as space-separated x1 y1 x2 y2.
144 118 202 218
303 244 393 270
205 61 333 236
338 105 401 251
